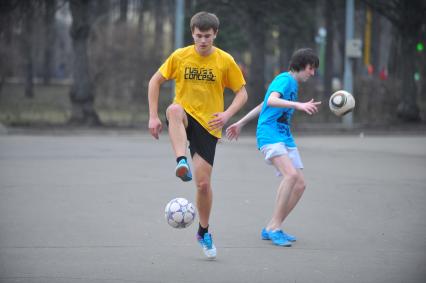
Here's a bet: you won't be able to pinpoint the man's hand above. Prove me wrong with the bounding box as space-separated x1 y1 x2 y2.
208 112 231 131
148 117 162 139
296 99 321 115
225 122 242 141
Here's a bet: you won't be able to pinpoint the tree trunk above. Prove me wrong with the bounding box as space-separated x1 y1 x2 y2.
69 0 101 126
371 9 381 76
247 17 266 108
43 0 55 84
154 0 164 65
396 33 420 121
323 0 335 99
119 0 128 23
22 3 34 98
278 24 294 72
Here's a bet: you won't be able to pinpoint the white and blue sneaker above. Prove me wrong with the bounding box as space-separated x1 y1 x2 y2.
197 233 217 259
175 159 192 182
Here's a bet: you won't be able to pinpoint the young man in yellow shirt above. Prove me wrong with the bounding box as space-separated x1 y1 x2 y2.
148 11 248 259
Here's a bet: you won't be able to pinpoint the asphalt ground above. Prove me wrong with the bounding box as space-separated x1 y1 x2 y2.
0 132 425 283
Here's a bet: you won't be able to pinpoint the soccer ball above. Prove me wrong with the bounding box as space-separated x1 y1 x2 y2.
164 198 196 229
329 90 355 116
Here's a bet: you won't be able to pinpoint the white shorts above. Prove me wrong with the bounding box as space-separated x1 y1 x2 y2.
260 142 303 176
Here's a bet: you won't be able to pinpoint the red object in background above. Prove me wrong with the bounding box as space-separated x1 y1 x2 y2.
367 64 374 75
379 68 388 80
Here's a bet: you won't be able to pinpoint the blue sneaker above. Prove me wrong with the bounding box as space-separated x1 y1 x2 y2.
261 229 292 246
175 159 192 182
197 233 217 259
261 228 297 242
268 230 292 247
282 231 297 242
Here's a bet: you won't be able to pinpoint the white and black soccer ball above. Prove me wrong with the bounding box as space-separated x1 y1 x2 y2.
164 198 196 229
329 90 356 116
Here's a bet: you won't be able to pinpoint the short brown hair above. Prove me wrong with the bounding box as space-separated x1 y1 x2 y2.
190 11 219 33
289 48 319 72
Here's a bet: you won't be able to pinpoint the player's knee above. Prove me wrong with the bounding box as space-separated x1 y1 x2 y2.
285 169 299 183
196 180 210 194
166 104 184 119
295 177 306 195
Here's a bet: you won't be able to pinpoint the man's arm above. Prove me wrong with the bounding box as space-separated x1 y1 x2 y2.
225 102 263 141
267 92 321 115
208 86 248 131
148 71 167 139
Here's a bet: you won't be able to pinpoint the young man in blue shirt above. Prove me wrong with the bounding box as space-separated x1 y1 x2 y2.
226 48 320 246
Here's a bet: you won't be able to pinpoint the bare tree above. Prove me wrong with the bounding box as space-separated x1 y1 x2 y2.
323 0 335 101
43 0 56 84
243 2 267 108
0 0 18 94
119 0 128 23
21 2 35 98
153 0 164 66
69 0 101 125
0 1 44 96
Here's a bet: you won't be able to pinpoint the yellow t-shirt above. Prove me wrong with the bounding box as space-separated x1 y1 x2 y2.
159 45 246 138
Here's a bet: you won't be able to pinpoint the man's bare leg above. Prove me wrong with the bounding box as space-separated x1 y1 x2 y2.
192 153 213 228
266 155 298 231
166 104 188 158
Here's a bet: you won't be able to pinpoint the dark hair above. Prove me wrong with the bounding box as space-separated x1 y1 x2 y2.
190 11 220 33
288 48 319 72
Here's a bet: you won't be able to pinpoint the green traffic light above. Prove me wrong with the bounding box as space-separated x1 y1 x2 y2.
417 42 424 52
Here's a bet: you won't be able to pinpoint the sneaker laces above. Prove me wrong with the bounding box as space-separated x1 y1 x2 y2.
270 230 284 239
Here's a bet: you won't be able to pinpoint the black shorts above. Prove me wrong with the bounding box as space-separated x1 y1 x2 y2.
166 112 218 166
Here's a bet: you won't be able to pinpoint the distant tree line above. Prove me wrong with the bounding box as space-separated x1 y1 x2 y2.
0 0 425 125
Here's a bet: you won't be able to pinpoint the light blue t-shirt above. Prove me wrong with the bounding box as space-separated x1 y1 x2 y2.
256 72 298 149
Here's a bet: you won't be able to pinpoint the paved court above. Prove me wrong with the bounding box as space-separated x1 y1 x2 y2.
0 132 425 283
